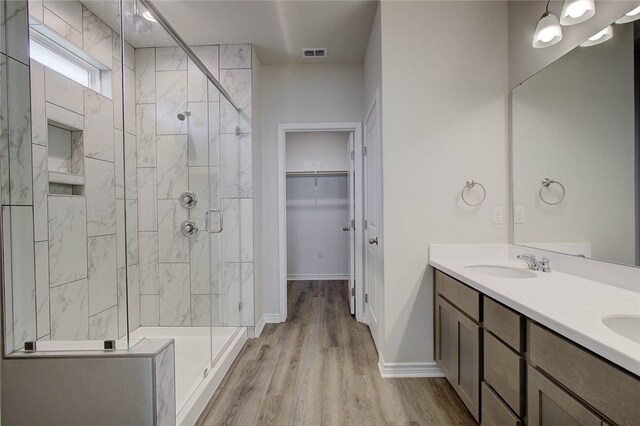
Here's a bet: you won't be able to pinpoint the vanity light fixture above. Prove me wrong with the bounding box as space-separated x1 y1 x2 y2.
580 25 613 47
615 5 640 24
560 0 595 25
533 0 563 48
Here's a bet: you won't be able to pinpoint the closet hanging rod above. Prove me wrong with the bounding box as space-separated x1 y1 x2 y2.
286 170 349 176
138 0 242 112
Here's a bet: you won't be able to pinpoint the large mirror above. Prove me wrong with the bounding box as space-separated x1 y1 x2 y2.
512 13 640 267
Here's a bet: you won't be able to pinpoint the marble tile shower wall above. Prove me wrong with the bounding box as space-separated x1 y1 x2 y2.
135 44 254 328
4 0 140 350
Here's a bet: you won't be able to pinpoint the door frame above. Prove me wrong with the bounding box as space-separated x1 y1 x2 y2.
277 122 364 322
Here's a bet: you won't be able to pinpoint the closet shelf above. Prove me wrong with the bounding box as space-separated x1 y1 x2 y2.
286 170 348 177
48 171 85 186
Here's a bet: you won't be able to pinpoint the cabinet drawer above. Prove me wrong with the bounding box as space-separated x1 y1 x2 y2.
484 331 524 416
482 382 521 426
484 297 524 353
529 321 640 426
435 270 480 321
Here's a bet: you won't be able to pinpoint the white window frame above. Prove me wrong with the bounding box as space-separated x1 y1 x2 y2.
29 31 102 92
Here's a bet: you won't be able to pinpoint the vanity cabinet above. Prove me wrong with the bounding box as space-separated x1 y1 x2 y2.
433 269 640 426
435 271 481 421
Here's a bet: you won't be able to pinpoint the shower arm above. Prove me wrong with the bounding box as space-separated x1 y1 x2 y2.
138 0 242 112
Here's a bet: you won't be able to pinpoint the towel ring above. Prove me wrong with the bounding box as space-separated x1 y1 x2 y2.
461 180 486 206
539 178 565 205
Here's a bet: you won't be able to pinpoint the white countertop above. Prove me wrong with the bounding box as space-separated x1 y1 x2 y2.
429 244 640 376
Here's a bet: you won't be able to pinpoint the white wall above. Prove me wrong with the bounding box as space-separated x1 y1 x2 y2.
379 1 509 364
259 63 363 315
513 24 636 265
286 131 350 172
508 0 640 88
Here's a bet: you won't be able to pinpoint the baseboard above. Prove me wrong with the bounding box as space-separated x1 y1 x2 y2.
377 353 444 378
287 274 349 281
264 313 283 324
254 315 266 338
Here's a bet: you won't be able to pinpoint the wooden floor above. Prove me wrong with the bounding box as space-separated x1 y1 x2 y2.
198 280 476 425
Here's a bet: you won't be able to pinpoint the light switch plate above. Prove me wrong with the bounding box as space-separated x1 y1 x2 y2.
514 206 525 224
492 207 504 224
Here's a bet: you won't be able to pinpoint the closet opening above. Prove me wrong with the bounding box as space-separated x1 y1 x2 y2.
277 124 364 323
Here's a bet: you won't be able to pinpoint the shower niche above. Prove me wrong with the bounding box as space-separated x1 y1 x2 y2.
47 121 85 194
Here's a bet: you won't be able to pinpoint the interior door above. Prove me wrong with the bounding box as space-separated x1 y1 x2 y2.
364 99 381 348
347 132 356 315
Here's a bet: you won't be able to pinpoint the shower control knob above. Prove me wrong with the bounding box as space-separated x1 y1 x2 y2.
180 219 198 238
180 191 198 209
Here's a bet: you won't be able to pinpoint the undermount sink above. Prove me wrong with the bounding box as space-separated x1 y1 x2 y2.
464 264 537 279
602 315 640 344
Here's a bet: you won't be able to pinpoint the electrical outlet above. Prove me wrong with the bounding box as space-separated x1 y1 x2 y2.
317 249 323 258
514 206 525 224
492 207 504 224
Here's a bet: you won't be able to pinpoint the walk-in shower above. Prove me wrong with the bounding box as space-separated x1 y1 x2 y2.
0 0 254 422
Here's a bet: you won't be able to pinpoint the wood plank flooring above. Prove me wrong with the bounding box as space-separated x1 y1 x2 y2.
198 280 476 425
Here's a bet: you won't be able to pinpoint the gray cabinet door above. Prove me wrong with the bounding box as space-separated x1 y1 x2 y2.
435 295 456 381
528 367 602 426
454 308 480 421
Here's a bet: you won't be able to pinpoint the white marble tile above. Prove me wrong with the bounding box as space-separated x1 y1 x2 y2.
32 144 48 242
87 235 117 316
0 56 8 205
2 207 14 351
219 68 252 134
155 343 176 426
140 294 159 326
35 241 50 338
46 101 83 130
82 6 112 68
221 133 252 198
222 198 253 263
28 0 43 22
221 263 241 326
220 44 251 69
156 71 187 135
8 58 32 205
159 263 190 326
89 305 118 340
156 135 188 199
124 42 135 71
6 0 29 64
117 267 126 338
187 102 208 166
136 104 156 167
85 158 116 236
116 199 125 268
208 101 220 166
45 0 82 31
240 263 254 326
125 66 136 133
48 196 88 287
50 278 89 340
135 48 155 104
191 295 210 326
126 199 139 266
139 231 158 294
125 132 137 199
114 129 124 199
157 199 188 263
30 61 46 146
188 45 219 102
137 167 157 231
84 89 114 161
188 166 220 229
156 47 187 71
190 229 221 295
112 59 122 130
9 206 37 348
112 31 121 62
0 1 4 54
45 67 83 114
128 264 140 331
42 6 82 49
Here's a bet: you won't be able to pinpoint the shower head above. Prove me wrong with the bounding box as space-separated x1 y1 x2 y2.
177 110 191 121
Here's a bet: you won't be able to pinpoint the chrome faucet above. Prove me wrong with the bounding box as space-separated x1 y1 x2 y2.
516 254 551 272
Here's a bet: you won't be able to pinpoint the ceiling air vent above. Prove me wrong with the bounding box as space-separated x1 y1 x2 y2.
301 48 327 58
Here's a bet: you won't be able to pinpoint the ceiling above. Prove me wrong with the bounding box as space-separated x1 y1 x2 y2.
85 0 378 65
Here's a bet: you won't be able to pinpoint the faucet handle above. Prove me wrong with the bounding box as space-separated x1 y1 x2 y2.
539 257 551 273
